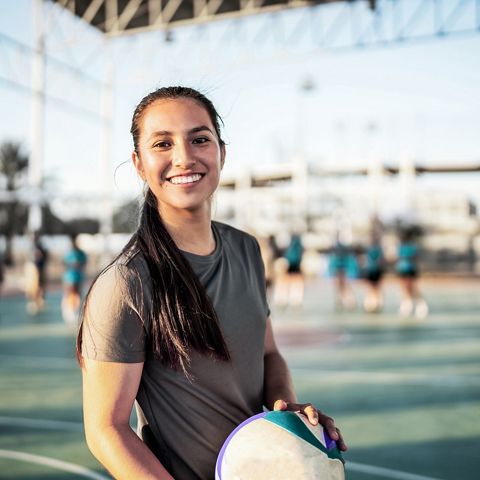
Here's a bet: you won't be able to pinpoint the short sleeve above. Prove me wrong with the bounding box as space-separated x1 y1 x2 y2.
81 264 146 363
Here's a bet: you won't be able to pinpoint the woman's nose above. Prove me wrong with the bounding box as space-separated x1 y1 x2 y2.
172 142 195 168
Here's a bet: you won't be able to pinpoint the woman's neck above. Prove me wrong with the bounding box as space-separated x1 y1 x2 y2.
160 208 215 256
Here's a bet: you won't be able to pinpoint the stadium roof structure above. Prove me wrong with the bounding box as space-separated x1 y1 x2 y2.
51 0 375 36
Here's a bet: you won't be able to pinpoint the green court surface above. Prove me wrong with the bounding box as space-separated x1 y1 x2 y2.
0 276 479 479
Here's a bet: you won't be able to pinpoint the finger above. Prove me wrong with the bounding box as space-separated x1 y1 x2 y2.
334 428 348 452
302 404 318 425
318 413 338 440
281 402 301 412
273 399 288 411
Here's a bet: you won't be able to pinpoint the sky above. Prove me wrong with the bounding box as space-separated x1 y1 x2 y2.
1 0 480 218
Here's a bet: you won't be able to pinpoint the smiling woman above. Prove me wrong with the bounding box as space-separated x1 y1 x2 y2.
76 86 346 480
132 97 225 219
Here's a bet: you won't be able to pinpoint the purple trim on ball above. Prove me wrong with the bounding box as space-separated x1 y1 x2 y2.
323 429 337 450
215 412 267 480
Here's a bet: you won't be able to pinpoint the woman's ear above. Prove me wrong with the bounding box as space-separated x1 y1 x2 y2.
132 151 145 180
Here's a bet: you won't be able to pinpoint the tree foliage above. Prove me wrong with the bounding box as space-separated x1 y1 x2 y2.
0 141 29 265
0 142 29 191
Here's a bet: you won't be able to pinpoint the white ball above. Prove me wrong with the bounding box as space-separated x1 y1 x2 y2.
216 411 345 480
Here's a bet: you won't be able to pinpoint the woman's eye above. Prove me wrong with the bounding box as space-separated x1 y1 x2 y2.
153 141 171 148
193 137 209 144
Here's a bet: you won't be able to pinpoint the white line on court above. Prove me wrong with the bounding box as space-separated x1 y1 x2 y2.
291 367 480 386
0 449 110 479
347 461 444 480
0 416 84 432
1 416 446 480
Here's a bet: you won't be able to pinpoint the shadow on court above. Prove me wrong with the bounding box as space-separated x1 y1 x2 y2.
0 277 479 479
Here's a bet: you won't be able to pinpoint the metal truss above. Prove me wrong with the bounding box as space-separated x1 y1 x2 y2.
51 0 358 35
101 0 480 89
50 0 480 48
43 0 480 80
2 0 479 113
172 0 480 53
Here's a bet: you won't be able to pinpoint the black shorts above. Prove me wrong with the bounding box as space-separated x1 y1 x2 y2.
365 269 383 284
397 268 418 278
287 264 301 274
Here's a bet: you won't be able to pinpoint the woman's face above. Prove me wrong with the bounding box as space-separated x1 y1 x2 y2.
132 98 225 217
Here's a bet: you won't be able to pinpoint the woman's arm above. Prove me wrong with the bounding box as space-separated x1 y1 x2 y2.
82 358 175 479
263 317 347 451
263 317 297 409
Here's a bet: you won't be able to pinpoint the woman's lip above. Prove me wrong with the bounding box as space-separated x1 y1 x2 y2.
166 173 205 185
166 173 205 181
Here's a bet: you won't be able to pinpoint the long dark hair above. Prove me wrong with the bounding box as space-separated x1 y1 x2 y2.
77 86 230 375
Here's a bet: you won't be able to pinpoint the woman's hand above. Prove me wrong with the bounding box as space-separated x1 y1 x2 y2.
273 399 348 451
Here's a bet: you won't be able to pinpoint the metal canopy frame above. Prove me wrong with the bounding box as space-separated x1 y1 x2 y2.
47 0 480 48
51 0 374 35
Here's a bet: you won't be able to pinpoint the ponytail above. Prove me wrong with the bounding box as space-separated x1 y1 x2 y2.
136 189 230 373
77 189 230 375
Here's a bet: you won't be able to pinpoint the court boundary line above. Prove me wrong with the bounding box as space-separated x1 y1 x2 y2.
0 416 83 431
1 416 445 480
0 449 109 480
347 461 443 480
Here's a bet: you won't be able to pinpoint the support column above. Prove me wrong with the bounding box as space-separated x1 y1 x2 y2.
28 0 46 233
99 37 114 261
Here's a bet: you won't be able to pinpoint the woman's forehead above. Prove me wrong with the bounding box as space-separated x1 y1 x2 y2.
140 98 212 133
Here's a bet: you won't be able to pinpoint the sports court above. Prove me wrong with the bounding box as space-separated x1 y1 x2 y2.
0 275 479 479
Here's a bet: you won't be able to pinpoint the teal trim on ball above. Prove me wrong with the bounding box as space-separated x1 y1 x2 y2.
264 411 344 463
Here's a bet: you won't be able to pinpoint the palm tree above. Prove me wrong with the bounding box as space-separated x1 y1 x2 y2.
0 141 29 266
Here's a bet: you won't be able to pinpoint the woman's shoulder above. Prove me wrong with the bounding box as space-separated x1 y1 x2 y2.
94 248 149 292
213 221 260 249
115 247 149 273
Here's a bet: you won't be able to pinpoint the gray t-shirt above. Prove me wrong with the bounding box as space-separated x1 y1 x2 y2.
82 221 269 479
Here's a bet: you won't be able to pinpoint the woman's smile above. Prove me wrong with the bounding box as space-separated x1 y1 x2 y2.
167 173 205 185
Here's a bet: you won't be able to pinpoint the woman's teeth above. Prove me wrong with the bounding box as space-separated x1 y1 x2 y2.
169 174 202 184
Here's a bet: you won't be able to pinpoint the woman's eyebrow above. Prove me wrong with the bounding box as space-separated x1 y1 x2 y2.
147 126 213 141
147 130 171 141
189 126 214 134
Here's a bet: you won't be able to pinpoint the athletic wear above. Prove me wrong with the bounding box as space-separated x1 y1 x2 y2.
81 222 269 479
328 243 359 278
284 235 304 273
396 242 418 277
364 245 384 284
33 241 48 287
63 248 87 285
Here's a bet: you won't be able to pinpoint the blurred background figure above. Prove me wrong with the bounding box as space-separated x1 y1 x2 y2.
396 226 429 319
62 234 88 324
25 232 49 315
284 233 305 307
328 235 357 311
362 228 385 313
258 234 281 301
273 233 305 309
0 247 4 300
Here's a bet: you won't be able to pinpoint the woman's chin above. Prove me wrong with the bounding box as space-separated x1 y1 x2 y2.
161 200 211 216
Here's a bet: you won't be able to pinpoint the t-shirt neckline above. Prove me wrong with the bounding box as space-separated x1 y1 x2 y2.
180 222 223 265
